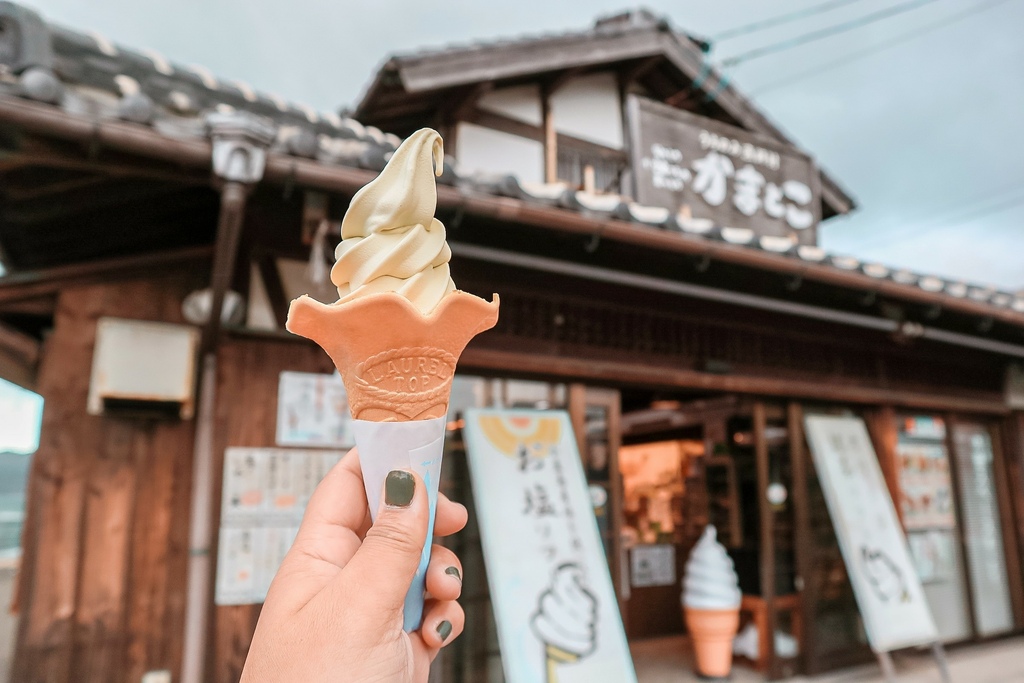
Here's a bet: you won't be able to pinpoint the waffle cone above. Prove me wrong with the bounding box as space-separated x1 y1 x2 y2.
287 290 499 421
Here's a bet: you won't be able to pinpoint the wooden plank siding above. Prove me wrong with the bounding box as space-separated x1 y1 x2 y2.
12 272 202 683
208 333 336 683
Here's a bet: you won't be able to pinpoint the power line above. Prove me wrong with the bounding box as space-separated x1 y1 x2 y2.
719 0 941 67
752 0 1019 94
858 191 1024 251
712 0 864 42
856 185 1024 249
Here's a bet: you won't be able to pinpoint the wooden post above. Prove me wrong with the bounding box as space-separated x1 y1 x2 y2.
994 417 1024 627
788 402 813 676
754 401 779 679
542 88 557 184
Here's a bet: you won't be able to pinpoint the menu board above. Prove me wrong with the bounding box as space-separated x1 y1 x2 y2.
215 447 344 605
804 415 938 652
276 371 354 448
464 409 637 683
897 441 955 530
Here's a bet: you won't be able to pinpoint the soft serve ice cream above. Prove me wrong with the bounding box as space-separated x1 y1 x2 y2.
682 526 742 610
331 128 456 314
682 526 742 680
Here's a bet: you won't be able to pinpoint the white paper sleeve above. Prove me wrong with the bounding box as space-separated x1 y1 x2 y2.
351 416 447 632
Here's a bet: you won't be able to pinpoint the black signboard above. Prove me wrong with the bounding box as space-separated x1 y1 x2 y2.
627 95 821 243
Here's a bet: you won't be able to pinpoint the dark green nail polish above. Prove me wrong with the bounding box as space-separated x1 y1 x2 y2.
385 470 415 507
437 620 453 642
445 566 462 582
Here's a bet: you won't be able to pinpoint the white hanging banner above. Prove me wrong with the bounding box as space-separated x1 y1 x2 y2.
463 409 636 683
804 415 938 652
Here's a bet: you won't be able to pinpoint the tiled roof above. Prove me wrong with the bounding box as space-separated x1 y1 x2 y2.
1 3 1021 319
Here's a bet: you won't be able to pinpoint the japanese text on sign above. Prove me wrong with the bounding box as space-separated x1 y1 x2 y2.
628 95 820 242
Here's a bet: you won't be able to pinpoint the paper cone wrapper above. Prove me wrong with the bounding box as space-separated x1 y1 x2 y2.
683 607 740 679
286 291 499 421
353 416 447 631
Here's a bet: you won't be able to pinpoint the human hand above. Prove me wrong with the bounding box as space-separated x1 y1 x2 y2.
240 448 467 683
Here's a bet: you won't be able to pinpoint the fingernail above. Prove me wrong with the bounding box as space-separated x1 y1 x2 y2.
437 620 453 642
385 470 415 507
445 566 462 583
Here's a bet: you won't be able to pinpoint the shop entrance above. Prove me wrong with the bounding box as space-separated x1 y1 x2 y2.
615 394 806 678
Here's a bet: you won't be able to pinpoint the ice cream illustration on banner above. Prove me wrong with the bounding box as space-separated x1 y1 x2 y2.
286 128 499 631
531 563 599 683
682 526 742 681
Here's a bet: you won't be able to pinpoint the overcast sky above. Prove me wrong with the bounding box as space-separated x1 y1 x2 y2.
23 0 1024 291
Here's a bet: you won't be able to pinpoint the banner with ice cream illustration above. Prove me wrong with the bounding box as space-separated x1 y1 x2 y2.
804 415 938 652
464 409 637 683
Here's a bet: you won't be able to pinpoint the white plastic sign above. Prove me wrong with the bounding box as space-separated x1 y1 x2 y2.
464 409 637 683
804 415 938 652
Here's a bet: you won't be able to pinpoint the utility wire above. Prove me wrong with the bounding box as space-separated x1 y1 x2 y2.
753 0 1019 94
712 0 863 42
719 0 941 67
858 190 1024 251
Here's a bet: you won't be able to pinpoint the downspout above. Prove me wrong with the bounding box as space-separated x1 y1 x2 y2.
181 111 276 683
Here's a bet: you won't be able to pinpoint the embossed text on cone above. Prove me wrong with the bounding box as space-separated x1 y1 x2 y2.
287 290 498 420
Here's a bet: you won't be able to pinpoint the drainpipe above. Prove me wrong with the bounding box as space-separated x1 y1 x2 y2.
181 111 276 683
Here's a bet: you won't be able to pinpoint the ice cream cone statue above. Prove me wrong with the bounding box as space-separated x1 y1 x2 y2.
530 564 598 683
287 128 498 629
682 526 742 680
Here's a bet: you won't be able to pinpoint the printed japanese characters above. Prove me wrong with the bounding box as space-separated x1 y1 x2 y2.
463 409 637 683
628 95 820 243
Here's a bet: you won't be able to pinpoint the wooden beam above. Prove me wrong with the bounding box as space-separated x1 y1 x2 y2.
542 90 557 183
754 400 779 678
465 107 627 162
622 55 664 85
0 320 39 365
0 295 55 316
203 183 248 351
991 419 1024 627
455 346 1010 415
787 402 813 676
255 254 289 330
0 245 214 305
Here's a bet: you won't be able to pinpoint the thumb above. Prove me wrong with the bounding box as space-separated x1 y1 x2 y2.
340 469 430 615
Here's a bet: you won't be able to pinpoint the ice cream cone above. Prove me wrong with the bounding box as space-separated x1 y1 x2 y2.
287 290 498 421
684 607 740 680
285 127 499 632
545 643 580 683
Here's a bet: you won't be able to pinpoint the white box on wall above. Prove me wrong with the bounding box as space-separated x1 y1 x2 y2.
87 317 199 419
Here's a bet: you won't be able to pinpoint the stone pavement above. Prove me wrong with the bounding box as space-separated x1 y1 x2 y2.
631 635 1024 683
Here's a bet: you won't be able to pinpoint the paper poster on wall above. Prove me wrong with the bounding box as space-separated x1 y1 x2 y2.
463 409 637 683
216 447 343 605
804 415 938 652
276 371 354 448
630 544 676 588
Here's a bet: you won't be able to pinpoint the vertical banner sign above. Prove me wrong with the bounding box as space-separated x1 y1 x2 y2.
627 95 821 244
464 409 637 683
804 415 938 652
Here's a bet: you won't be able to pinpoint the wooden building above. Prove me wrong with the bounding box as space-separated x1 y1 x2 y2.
0 6 1022 682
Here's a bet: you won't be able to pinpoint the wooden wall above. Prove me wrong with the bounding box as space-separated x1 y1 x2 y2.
207 334 335 683
12 272 203 683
